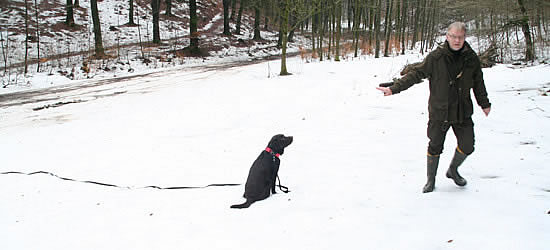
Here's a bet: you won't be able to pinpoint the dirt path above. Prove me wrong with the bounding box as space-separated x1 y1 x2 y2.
0 51 299 110
0 9 304 110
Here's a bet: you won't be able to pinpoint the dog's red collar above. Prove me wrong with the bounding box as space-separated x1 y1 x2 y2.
265 147 280 158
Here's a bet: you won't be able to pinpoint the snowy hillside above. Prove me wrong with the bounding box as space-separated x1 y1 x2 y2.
1 0 307 90
1 52 549 249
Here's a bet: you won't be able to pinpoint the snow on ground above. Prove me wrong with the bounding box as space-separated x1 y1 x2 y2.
1 54 549 250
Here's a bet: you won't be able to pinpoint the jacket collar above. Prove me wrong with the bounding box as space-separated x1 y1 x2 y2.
441 40 476 59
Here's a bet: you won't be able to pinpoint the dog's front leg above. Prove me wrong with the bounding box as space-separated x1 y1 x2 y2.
269 172 276 194
271 162 280 194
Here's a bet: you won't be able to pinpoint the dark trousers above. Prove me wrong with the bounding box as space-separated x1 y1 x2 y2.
427 118 475 156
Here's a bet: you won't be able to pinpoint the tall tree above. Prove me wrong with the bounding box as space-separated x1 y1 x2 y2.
312 0 321 55
410 0 419 50
420 0 430 54
165 0 173 16
34 0 40 72
383 0 393 57
253 2 262 40
230 0 238 20
152 0 161 44
0 29 7 75
65 0 75 27
394 0 401 52
236 0 247 34
367 0 374 47
517 0 535 61
334 0 342 61
279 0 290 75
24 0 29 74
374 0 381 58
186 0 201 54
352 0 360 57
400 0 408 55
90 0 105 57
223 0 232 35
128 0 136 25
319 1 325 60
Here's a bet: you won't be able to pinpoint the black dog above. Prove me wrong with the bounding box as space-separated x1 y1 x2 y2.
230 134 293 209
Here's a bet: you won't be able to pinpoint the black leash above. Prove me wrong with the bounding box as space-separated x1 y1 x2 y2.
266 148 291 194
0 171 241 190
276 175 290 193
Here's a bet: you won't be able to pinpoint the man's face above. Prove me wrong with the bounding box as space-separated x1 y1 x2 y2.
446 28 465 51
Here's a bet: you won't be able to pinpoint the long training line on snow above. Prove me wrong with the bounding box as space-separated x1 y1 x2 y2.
0 171 241 190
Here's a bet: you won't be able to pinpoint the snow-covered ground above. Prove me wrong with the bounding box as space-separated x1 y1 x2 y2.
1 53 549 250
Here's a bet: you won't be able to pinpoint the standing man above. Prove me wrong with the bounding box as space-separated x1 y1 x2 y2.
376 22 491 193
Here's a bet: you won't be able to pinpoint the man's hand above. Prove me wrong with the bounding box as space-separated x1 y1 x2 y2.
483 107 491 116
376 87 393 96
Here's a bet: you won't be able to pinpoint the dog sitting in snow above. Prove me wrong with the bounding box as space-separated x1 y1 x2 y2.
230 134 293 209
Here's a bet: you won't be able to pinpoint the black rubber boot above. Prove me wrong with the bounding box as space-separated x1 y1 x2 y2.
423 154 440 193
446 149 468 186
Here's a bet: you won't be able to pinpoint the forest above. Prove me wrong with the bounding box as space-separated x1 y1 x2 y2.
0 0 549 87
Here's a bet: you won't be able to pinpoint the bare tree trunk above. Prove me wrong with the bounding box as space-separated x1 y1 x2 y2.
428 0 438 49
165 0 172 16
223 0 231 35
128 0 136 25
24 0 29 74
383 0 393 57
280 0 290 76
418 0 427 54
334 0 342 61
401 0 408 55
66 0 75 27
368 0 374 47
353 0 360 57
374 0 381 58
152 0 161 44
410 0 419 50
517 0 535 61
230 0 238 20
288 13 297 43
264 0 272 30
137 12 144 57
535 5 546 55
319 2 325 61
253 3 262 40
186 0 201 54
34 0 40 72
236 0 246 34
347 0 352 31
1 30 6 76
90 0 105 57
310 0 319 55
394 0 401 53
329 3 334 60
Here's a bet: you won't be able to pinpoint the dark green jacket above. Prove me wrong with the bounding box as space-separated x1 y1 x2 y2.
389 41 491 123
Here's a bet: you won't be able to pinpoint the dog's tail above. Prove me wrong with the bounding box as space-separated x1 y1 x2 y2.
230 200 253 209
